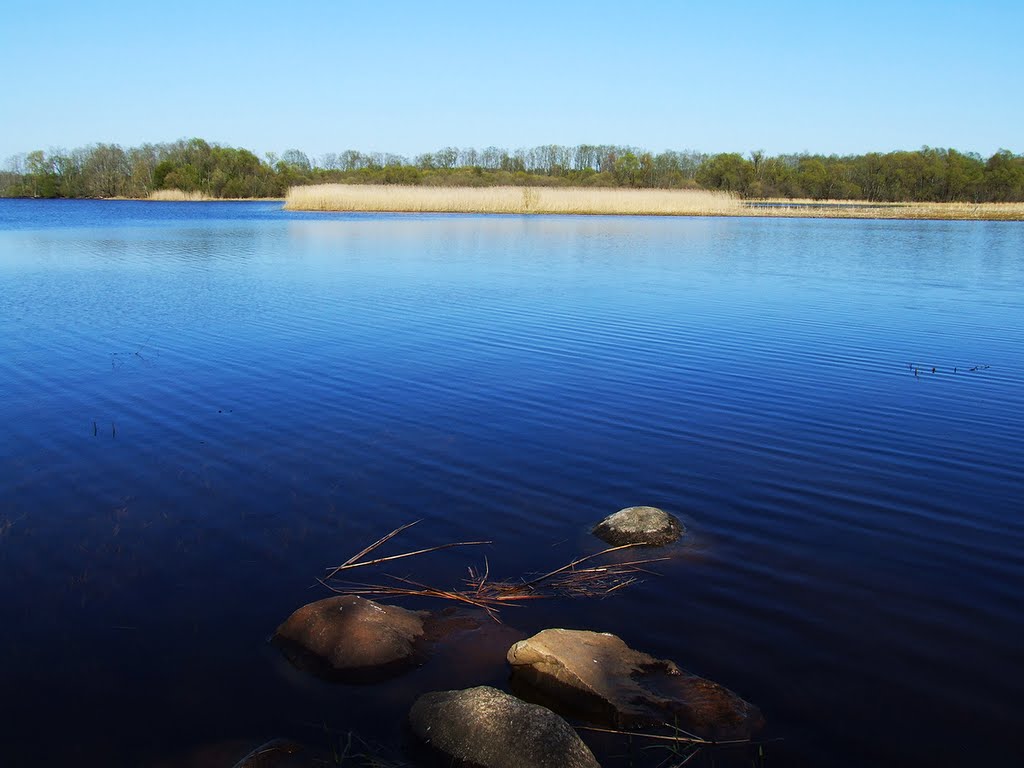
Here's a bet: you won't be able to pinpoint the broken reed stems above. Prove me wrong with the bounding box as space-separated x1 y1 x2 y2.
319 575 520 622
576 724 781 767
520 544 669 588
321 522 666 620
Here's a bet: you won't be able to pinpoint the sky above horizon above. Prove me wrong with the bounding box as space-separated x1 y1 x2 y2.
1 0 1021 163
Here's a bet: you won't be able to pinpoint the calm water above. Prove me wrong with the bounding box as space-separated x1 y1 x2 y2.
1 200 1022 767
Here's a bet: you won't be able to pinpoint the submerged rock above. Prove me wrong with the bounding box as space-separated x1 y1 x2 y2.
508 629 761 739
272 595 429 682
409 685 599 768
592 506 683 546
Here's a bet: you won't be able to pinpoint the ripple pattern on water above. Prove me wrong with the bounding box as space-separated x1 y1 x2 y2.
1 203 1023 767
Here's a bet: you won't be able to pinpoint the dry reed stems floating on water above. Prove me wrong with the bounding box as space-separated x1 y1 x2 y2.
576 724 779 767
319 520 668 621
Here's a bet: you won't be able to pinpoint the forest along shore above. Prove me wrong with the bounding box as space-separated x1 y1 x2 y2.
3 139 1023 207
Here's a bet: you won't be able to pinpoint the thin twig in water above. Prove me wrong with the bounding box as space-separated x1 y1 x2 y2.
322 520 491 580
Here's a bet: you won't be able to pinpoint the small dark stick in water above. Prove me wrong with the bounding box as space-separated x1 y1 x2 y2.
93 421 97 436
112 422 116 438
230 739 304 768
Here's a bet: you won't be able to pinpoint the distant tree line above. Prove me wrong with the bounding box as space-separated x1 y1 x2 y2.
2 138 1023 202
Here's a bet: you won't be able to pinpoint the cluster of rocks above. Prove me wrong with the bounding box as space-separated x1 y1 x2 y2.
261 507 760 768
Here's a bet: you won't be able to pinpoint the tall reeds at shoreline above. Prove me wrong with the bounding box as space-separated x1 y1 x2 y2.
147 188 214 202
285 184 743 216
285 184 1024 220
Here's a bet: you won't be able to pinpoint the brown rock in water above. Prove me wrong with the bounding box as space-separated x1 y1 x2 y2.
592 506 683 546
272 595 428 682
409 685 599 768
507 629 761 739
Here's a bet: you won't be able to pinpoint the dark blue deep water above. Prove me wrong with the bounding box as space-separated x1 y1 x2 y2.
1 199 1022 767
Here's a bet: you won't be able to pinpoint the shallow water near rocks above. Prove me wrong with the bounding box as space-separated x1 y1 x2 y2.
1 199 1023 767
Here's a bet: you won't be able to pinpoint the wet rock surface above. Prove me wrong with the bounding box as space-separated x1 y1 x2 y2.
272 595 429 682
508 629 761 738
592 506 683 546
409 685 600 768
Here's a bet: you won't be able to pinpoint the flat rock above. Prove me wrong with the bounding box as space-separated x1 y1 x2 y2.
409 685 599 768
507 629 761 739
592 506 683 546
272 595 428 682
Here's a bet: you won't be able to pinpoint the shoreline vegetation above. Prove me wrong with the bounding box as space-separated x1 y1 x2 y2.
284 184 1024 220
285 184 739 216
146 188 214 202
2 138 1023 210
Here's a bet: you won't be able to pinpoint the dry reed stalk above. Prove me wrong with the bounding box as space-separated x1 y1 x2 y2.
322 520 491 580
321 522 666 621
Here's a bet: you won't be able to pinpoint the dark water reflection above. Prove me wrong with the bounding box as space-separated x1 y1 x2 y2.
1 200 1023 767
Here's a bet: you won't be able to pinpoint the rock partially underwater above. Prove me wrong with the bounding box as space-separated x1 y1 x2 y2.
409 685 600 768
272 595 429 682
508 629 761 739
592 505 683 546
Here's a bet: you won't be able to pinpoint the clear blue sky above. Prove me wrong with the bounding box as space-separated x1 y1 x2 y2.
1 0 1021 162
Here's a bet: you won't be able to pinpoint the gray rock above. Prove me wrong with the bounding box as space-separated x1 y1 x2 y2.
507 629 761 739
592 506 683 546
272 595 428 682
408 685 599 768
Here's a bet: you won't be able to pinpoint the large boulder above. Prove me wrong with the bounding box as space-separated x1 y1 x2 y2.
592 506 683 546
507 629 761 739
272 595 429 682
408 686 599 768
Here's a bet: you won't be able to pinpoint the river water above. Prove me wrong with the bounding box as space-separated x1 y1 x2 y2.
1 200 1022 767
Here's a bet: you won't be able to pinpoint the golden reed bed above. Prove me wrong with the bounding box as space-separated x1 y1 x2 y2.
285 185 740 216
147 188 215 202
284 184 1024 221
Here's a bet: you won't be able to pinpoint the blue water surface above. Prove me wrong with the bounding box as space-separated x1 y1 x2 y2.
1 200 1022 767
